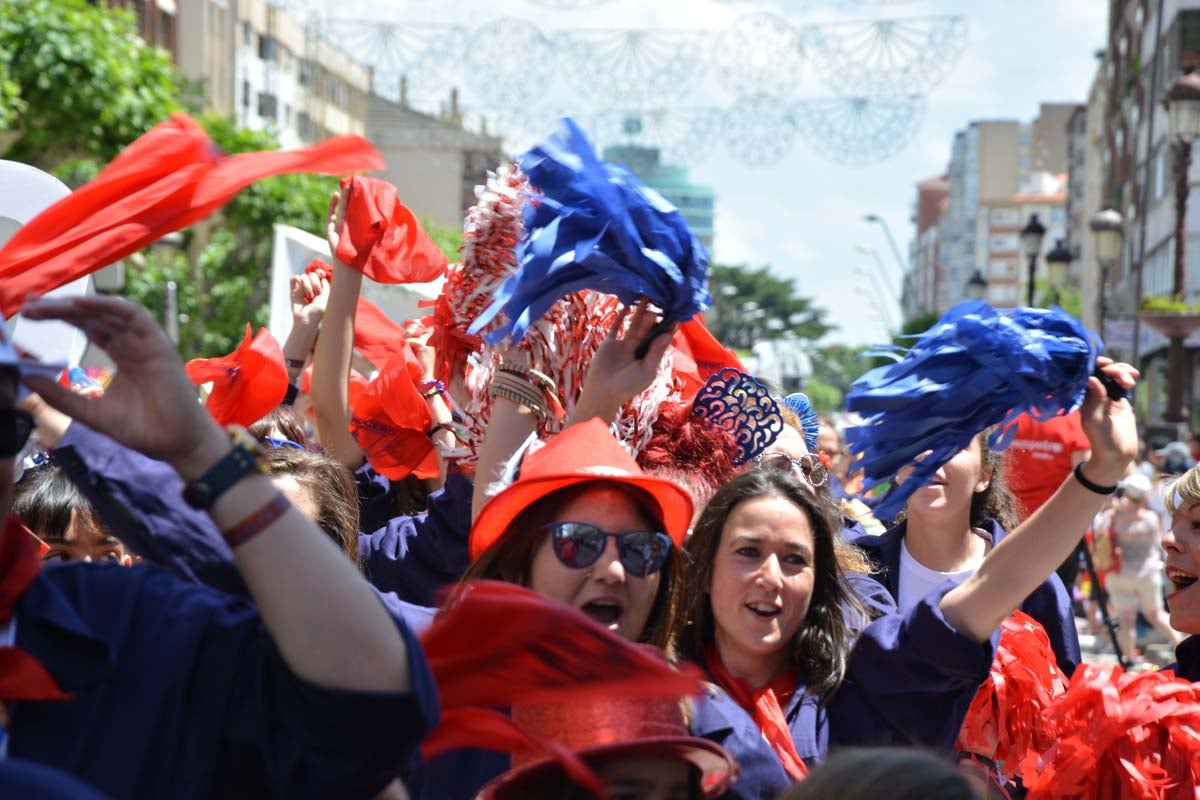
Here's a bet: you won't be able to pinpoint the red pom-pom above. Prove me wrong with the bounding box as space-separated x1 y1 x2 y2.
957 611 1067 784
1021 664 1200 799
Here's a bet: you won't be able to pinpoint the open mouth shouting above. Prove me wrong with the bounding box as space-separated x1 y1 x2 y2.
1166 566 1199 599
746 602 782 620
580 598 624 629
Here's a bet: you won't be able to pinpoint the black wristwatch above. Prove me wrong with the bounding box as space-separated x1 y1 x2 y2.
182 426 268 509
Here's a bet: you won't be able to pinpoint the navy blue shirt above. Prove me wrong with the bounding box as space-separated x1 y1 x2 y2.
691 582 997 799
10 562 438 800
847 518 1081 678
0 757 113 799
1167 635 1200 681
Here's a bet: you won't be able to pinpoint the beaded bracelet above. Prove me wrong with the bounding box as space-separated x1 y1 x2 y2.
490 384 547 421
222 492 291 548
492 370 547 412
422 379 446 398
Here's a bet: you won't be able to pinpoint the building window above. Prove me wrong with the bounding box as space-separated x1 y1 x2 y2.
990 207 1019 226
299 60 313 86
258 35 277 62
257 92 278 119
297 112 312 141
242 21 252 47
242 79 250 108
989 234 1018 252
284 104 292 127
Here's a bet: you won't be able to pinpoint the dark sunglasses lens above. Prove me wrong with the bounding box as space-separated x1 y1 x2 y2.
2 411 33 458
552 523 605 570
618 532 671 577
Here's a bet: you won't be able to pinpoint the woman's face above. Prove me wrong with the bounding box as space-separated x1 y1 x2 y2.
708 493 815 680
528 486 663 642
904 439 990 522
40 512 128 564
1164 500 1200 633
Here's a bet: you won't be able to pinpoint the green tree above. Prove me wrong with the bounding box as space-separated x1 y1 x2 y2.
0 0 190 167
707 263 833 348
810 344 874 405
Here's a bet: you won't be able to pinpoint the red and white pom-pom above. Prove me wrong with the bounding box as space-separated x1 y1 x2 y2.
957 611 1068 782
1020 664 1200 799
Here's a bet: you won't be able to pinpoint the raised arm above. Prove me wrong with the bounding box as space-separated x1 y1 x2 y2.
21 294 410 694
281 269 329 386
940 359 1139 643
311 190 367 470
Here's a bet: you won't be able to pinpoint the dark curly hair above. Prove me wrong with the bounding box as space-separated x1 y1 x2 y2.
971 430 1019 531
681 469 867 701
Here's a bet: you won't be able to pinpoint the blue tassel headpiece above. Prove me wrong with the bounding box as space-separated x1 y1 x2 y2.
470 117 711 344
843 301 1101 521
779 393 820 452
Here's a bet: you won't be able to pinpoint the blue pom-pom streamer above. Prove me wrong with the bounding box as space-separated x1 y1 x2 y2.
843 301 1101 522
780 393 819 452
470 118 711 344
692 368 783 466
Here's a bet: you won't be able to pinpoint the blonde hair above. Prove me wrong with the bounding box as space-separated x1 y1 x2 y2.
1166 464 1200 517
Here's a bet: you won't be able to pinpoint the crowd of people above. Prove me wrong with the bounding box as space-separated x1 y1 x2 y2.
2 143 1200 800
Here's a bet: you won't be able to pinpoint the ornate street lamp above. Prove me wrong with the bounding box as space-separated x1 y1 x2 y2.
1153 71 1200 422
1045 238 1073 304
1088 208 1123 336
965 269 988 301
1020 213 1047 306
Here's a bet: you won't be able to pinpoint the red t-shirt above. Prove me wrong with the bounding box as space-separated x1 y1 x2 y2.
1004 412 1090 521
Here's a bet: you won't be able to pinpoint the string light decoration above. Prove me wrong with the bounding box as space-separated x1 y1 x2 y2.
297 2 966 167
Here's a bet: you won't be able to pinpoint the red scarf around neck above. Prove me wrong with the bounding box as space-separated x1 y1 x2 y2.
0 516 70 703
705 644 808 781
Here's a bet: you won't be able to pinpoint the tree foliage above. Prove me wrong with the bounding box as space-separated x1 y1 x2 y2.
707 263 833 349
810 344 874 407
0 0 189 167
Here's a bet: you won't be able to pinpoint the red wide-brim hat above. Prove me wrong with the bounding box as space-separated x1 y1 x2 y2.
468 418 694 560
475 736 738 799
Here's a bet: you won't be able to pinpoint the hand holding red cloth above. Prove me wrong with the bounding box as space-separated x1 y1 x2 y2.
334 176 449 284
185 325 288 427
0 114 384 316
0 518 71 704
349 346 438 481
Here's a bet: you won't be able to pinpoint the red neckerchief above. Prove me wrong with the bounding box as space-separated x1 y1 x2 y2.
0 516 71 704
705 644 808 781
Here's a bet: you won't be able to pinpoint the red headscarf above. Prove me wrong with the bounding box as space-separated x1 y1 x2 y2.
0 114 383 316
705 644 808 782
185 325 288 427
335 176 448 284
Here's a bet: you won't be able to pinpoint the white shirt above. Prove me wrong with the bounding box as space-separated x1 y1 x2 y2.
897 539 981 615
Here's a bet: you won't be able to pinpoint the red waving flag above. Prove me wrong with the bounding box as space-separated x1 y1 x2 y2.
349 347 438 481
672 318 744 400
335 176 449 284
186 325 288 427
0 114 384 316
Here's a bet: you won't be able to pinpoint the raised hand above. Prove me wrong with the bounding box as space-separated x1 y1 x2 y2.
19 295 225 475
326 190 348 262
1079 357 1139 486
570 298 676 425
290 271 330 328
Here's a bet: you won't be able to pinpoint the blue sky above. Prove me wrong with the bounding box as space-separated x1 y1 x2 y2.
306 0 1109 346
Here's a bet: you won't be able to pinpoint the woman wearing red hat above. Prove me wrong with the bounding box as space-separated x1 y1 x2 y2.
679 360 1139 798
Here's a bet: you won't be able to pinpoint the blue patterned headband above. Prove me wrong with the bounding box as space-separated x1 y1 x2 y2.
779 393 820 453
691 368 783 465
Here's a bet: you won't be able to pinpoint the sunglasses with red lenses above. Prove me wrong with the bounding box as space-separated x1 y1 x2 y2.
546 522 673 578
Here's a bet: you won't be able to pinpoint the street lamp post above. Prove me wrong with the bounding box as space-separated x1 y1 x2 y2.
1088 208 1124 340
863 213 908 278
965 269 988 301
1045 238 1073 306
1020 213 1047 307
1158 70 1200 423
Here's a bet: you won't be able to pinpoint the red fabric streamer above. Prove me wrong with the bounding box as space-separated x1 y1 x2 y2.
349 347 438 481
334 176 449 284
0 114 383 316
957 611 1067 782
304 257 408 368
705 645 808 782
421 708 606 798
185 325 288 427
1021 664 1200 799
421 581 701 713
672 318 743 400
